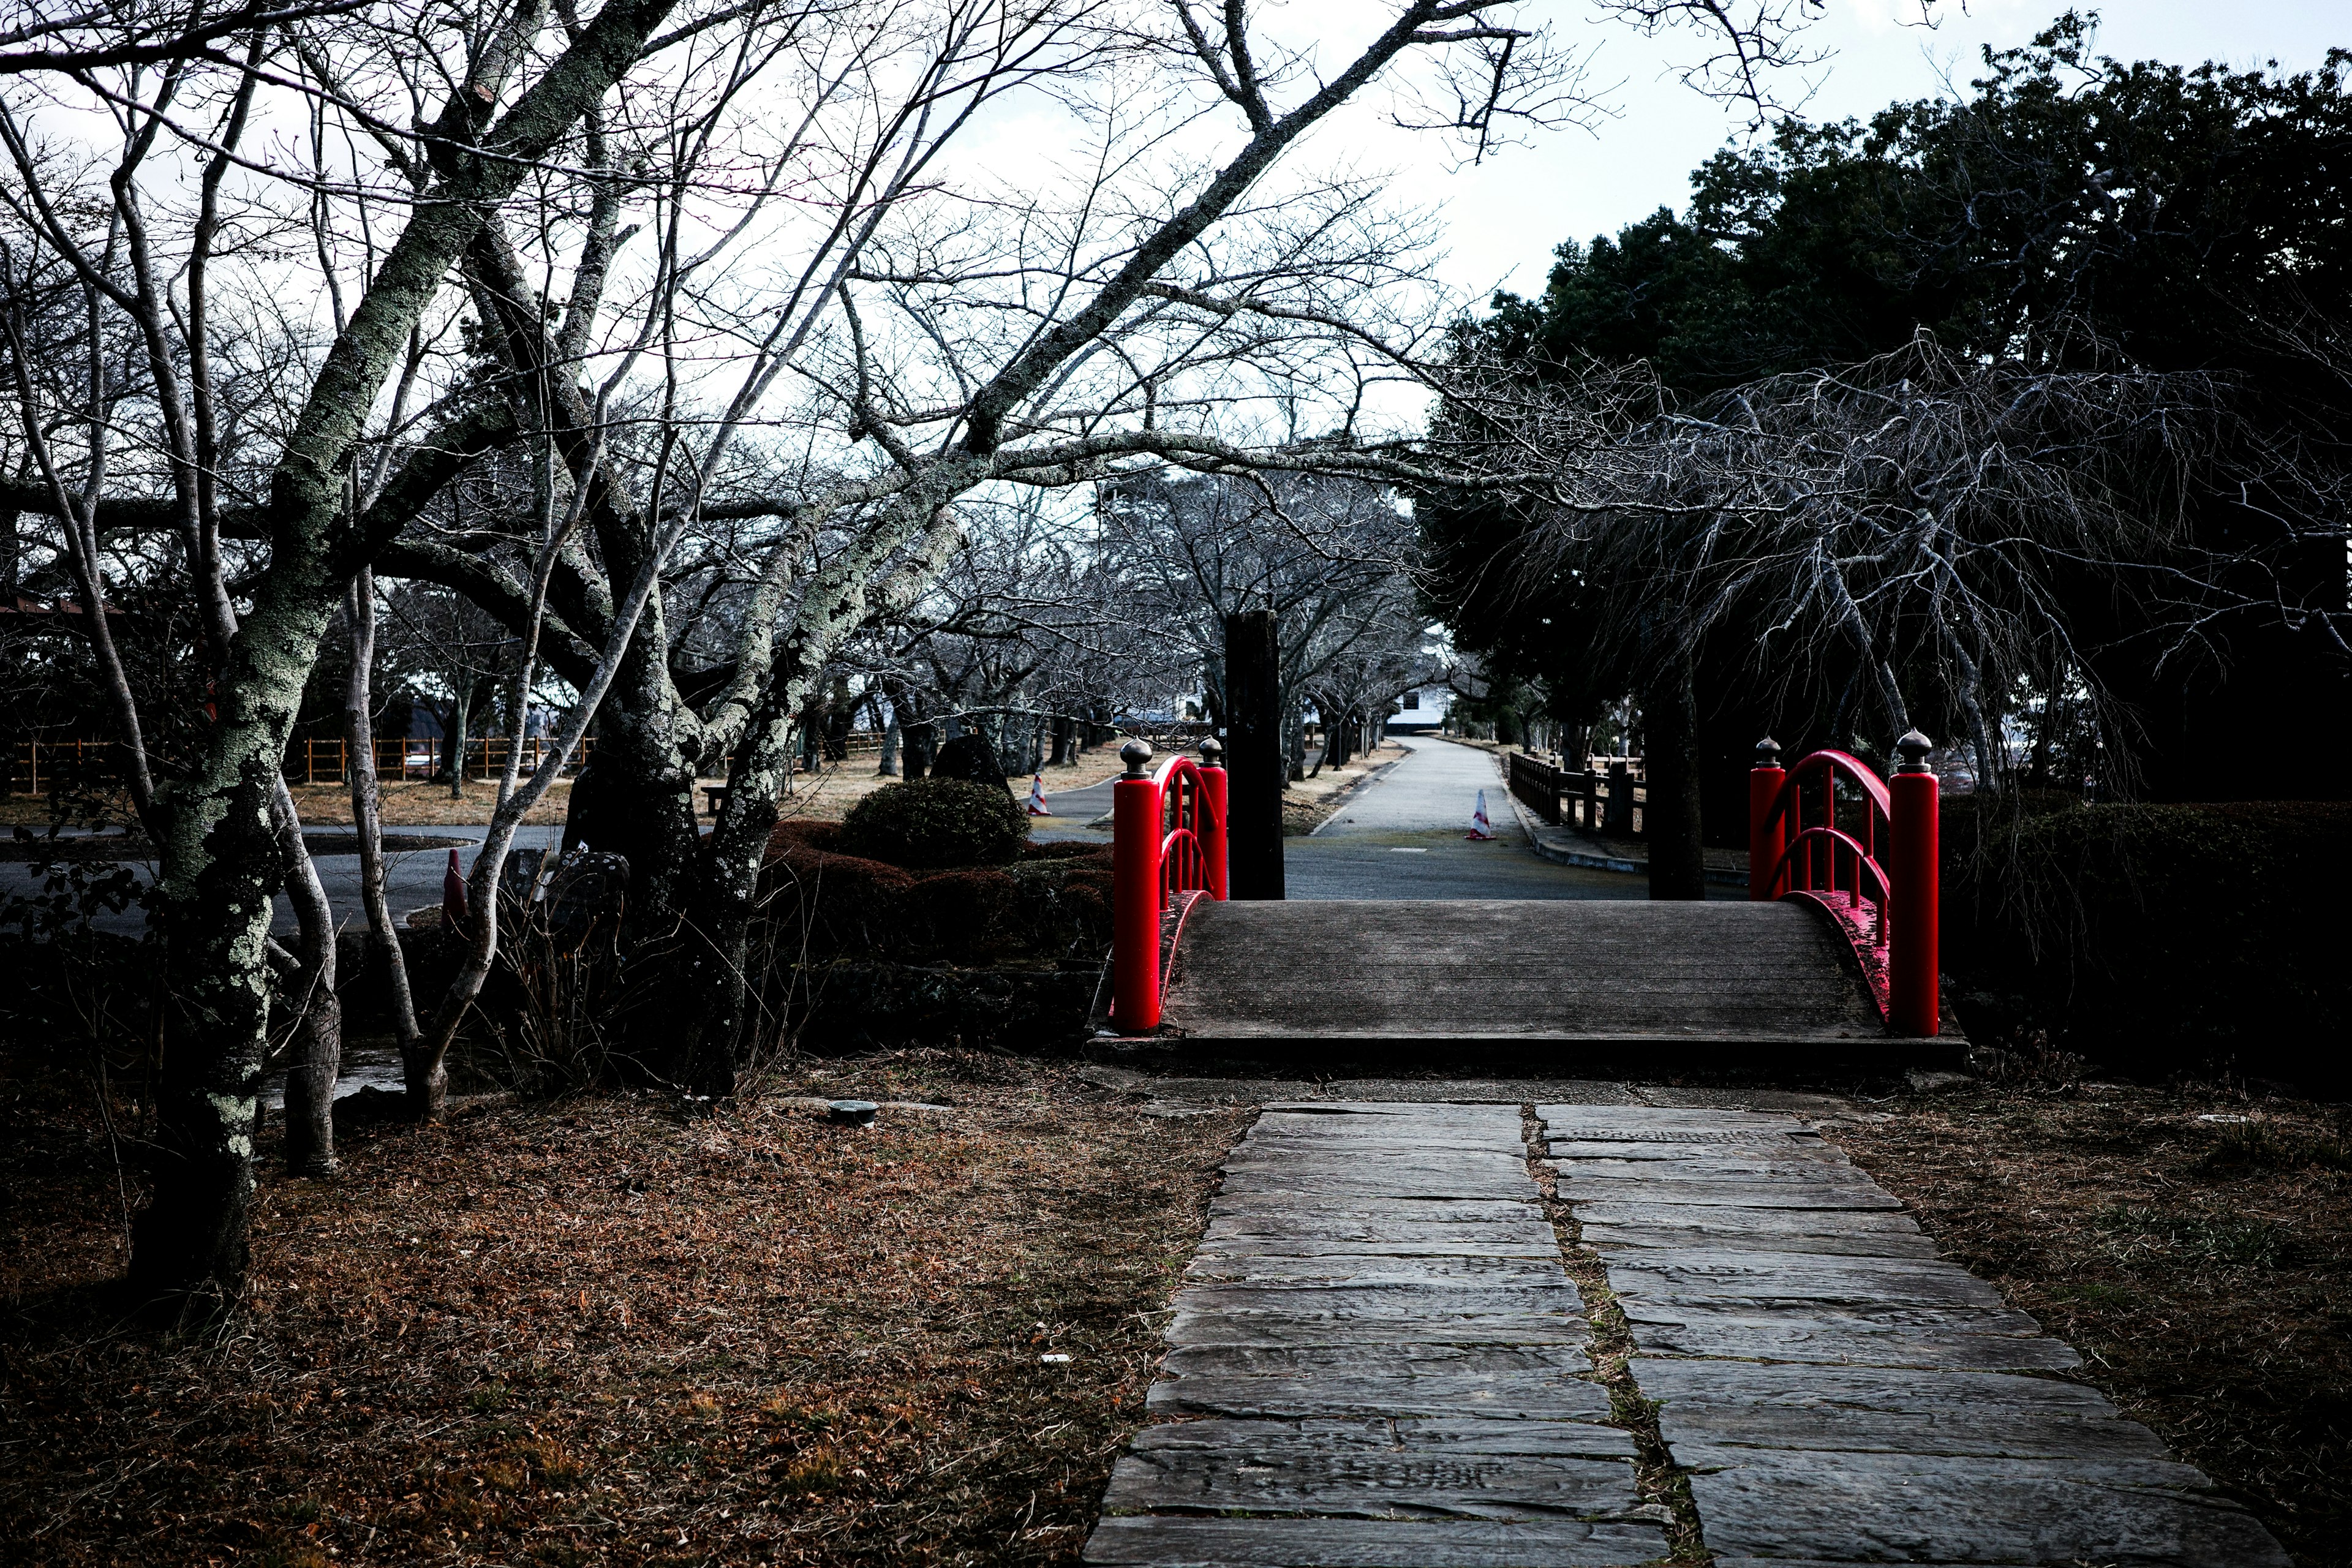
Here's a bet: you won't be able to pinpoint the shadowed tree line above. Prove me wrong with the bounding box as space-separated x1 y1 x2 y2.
1420 14 2352 892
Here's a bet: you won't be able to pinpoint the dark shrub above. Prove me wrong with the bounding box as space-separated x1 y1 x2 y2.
837 777 1027 869
1941 799 2352 1092
760 819 1111 966
931 733 1010 791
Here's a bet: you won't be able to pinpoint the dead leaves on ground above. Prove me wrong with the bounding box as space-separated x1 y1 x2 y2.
1 1053 1244 1566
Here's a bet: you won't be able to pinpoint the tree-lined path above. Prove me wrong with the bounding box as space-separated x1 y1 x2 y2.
1085 1099 2291 1567
1289 735 1659 902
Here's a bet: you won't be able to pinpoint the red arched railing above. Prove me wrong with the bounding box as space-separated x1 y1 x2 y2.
1156 754 1213 905
1750 734 1940 1036
1110 737 1227 1031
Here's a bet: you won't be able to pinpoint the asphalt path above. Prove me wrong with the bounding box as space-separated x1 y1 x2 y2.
1287 733 1653 901
1022 734 1668 900
1 824 565 938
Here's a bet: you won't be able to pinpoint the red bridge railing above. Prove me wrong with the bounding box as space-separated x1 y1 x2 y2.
1112 737 1227 1031
1750 731 1940 1035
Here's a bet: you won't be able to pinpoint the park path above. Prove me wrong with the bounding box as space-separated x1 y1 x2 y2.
1294 736 1667 902
1085 1100 2290 1568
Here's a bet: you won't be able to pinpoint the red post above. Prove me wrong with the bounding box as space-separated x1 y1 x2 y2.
1890 729 1941 1036
1199 736 1228 901
1749 736 1785 902
1112 739 1164 1031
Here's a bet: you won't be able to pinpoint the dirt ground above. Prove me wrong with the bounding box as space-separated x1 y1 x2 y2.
0 1053 1245 1567
1833 1079 2352 1567
6 1052 2345 1567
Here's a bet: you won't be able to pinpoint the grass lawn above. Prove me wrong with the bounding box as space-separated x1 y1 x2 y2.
0 1052 1244 1567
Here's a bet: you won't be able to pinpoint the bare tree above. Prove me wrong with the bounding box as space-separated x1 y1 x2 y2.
1430 332 2235 887
0 0 1855 1296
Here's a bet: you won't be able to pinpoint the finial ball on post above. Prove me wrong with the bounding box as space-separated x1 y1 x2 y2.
1199 735 1224 766
1894 729 1934 774
1754 735 1781 769
1120 738 1154 778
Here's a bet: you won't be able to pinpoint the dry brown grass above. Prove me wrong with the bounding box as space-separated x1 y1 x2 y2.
0 1051 1245 1567
1831 1083 2352 1567
4 755 1126 832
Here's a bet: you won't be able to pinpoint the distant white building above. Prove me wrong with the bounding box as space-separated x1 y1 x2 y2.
1388 686 1454 732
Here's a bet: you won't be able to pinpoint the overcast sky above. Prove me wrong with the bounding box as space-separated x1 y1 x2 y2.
1300 0 2350 306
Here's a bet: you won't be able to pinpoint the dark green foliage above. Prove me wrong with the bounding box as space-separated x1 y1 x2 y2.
1423 17 2352 803
929 733 1010 792
835 776 1028 870
1942 799 2352 1090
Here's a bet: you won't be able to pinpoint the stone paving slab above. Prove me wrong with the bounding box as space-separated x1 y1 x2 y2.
1086 1103 1667 1567
1185 1255 1576 1284
1623 1303 2083 1371
1679 1449 2291 1567
1166 1311 1597 1349
1598 1249 2011 1308
1540 1103 2289 1566
1086 1517 1672 1567
1635 1360 2172 1461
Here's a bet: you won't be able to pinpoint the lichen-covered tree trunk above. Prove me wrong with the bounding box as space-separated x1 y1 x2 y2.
129 0 682 1298
138 586 347 1300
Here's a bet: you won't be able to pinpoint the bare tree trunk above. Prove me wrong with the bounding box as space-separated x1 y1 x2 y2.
1643 642 1706 901
347 568 422 1046
276 774 342 1175
440 681 472 799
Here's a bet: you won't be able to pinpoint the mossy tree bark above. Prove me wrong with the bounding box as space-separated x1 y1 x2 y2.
128 0 682 1301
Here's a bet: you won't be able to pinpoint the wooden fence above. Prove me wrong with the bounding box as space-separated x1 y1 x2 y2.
290 736 591 785
1506 750 1647 837
10 736 592 793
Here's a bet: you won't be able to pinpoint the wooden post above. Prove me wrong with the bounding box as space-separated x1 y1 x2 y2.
1604 760 1634 836
1890 729 1941 1036
1112 739 1163 1031
1749 736 1785 902
1223 608 1284 900
1199 736 1229 900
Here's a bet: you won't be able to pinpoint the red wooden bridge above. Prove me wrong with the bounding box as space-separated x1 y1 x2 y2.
1102 733 1950 1055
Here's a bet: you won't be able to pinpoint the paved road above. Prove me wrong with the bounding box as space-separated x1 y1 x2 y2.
0 824 564 938
1085 1099 2292 1568
1291 735 1678 901
1031 735 1681 897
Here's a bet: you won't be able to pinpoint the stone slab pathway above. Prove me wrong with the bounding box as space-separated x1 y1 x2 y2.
1087 1102 1670 1566
1087 1099 2294 1567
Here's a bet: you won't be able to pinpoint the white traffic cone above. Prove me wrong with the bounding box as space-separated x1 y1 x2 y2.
1466 788 1496 840
1026 774 1052 816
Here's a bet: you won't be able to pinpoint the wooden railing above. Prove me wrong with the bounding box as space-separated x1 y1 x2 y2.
290 736 590 785
1506 751 1647 837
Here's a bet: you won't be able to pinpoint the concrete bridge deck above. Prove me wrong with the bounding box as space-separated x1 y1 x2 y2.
1158 899 1883 1049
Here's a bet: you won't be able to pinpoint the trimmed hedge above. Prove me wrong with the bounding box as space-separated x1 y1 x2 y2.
760 820 1112 968
837 776 1027 869
1940 799 2352 1091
